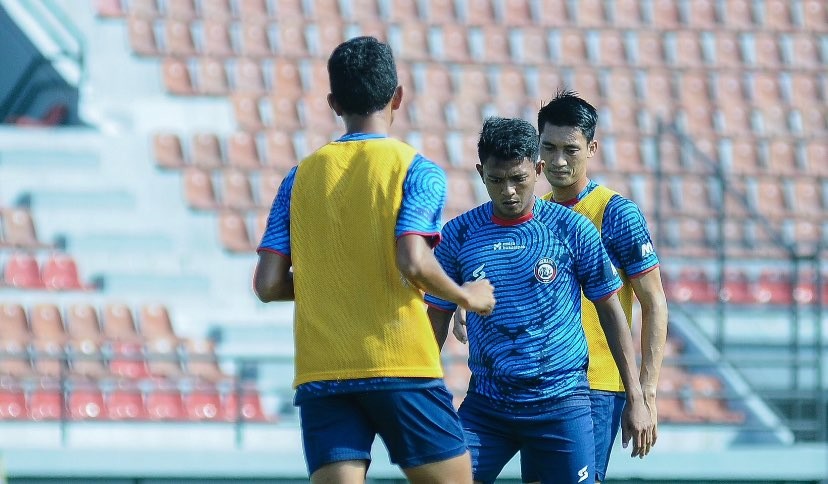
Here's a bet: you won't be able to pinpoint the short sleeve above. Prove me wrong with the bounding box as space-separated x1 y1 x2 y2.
573 216 623 301
601 196 660 278
423 220 462 312
257 166 297 257
395 155 447 247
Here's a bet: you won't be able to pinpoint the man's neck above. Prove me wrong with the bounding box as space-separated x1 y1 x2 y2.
551 177 590 204
342 112 391 136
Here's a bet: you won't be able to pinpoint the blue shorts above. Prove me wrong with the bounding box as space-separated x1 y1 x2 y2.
297 385 467 476
590 390 626 482
460 393 594 484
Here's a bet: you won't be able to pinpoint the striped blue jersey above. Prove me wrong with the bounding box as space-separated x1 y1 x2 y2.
425 199 622 407
558 180 659 277
258 133 447 256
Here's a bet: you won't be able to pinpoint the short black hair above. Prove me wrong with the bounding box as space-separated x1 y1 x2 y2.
537 89 598 141
327 36 398 116
477 117 539 165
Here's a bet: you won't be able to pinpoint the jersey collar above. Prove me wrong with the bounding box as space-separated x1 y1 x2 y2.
336 133 387 142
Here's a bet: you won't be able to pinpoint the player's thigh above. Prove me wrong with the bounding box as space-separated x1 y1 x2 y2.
310 460 369 484
402 451 473 484
590 390 626 482
458 396 521 484
361 386 469 474
520 402 594 484
299 394 375 477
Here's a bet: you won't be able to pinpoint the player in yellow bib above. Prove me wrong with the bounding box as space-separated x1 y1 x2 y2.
254 36 495 484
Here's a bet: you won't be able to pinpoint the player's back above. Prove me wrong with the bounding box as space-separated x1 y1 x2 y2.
289 135 442 386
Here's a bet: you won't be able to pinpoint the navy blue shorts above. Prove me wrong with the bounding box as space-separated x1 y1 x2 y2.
460 393 595 484
590 390 626 482
297 385 467 476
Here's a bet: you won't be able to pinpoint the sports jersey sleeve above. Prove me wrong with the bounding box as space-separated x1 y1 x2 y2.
573 216 623 301
395 155 446 247
601 195 660 278
257 166 297 257
423 220 461 312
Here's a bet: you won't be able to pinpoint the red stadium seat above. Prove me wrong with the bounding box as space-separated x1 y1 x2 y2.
689 374 745 424
218 211 253 252
109 341 150 379
41 254 89 291
68 386 105 420
153 132 185 169
4 253 44 289
719 269 755 305
671 268 717 304
754 270 794 305
28 386 63 421
185 389 221 420
107 387 147 420
0 387 27 420
96 0 124 17
222 387 269 422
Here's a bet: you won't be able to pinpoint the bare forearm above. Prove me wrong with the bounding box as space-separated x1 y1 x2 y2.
595 296 644 400
427 307 453 350
402 256 470 308
639 299 668 397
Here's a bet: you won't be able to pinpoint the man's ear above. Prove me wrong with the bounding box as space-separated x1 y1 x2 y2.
535 160 544 175
327 93 343 116
476 163 484 181
390 85 403 111
587 139 598 158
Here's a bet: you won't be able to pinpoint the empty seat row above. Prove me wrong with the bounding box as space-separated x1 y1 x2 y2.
183 167 284 211
2 253 93 291
102 0 827 31
135 18 827 70
0 383 270 422
0 302 177 344
0 338 228 383
154 131 302 171
662 268 828 305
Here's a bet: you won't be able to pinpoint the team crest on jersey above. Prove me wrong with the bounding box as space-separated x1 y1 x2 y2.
534 258 557 283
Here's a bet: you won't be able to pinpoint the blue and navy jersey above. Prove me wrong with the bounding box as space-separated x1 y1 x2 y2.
561 180 659 278
425 199 622 407
257 132 448 401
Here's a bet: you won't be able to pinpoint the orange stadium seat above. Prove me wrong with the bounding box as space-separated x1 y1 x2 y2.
129 0 159 18
31 339 64 379
191 132 223 169
163 20 196 56
0 337 33 380
453 64 490 102
761 0 794 29
183 339 230 383
269 59 303 99
67 339 110 380
226 132 261 170
268 94 301 130
721 0 755 28
710 31 743 68
218 211 253 252
253 211 269 244
165 0 196 20
1 208 47 248
689 374 745 424
239 23 272 58
184 0 222 20
127 18 158 56
684 0 718 28
66 304 101 342
162 57 194 95
102 304 140 342
262 130 297 170
96 0 124 17
557 29 588 66
752 32 783 69
201 20 235 57
499 0 534 26
153 132 185 169
197 57 229 95
609 0 643 27
146 338 184 379
239 0 270 22
801 0 826 29
183 167 219 210
30 303 66 343
0 303 30 339
232 57 266 93
650 0 681 27
139 304 176 341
